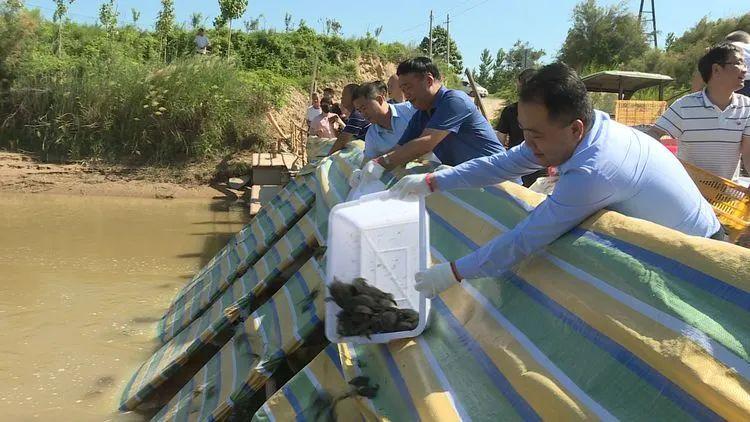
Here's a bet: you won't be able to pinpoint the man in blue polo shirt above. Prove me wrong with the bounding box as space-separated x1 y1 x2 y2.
371 57 505 169
352 81 417 159
390 62 722 298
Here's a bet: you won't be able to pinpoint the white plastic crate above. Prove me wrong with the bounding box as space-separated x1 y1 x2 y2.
325 191 430 344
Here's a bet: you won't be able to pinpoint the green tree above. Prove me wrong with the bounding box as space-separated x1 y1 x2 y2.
284 13 292 31
489 40 545 98
325 18 342 36
53 0 74 57
131 8 140 25
419 25 463 74
155 0 174 62
214 0 248 56
475 48 494 87
559 0 648 71
98 0 117 37
244 14 262 32
373 26 383 39
190 12 203 30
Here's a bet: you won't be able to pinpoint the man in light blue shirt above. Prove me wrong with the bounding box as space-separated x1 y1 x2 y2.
390 62 721 298
353 81 417 159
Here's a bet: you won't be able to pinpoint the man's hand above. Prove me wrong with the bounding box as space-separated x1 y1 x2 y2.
389 174 432 200
414 262 459 298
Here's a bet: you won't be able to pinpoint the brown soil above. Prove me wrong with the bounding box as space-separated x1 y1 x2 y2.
0 151 228 199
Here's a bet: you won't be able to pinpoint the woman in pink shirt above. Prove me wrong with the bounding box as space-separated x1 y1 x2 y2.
310 97 345 138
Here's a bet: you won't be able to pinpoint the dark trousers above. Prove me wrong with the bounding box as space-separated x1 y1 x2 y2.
710 225 730 242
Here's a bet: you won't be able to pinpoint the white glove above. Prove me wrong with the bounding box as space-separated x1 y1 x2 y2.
390 174 431 200
360 160 385 182
348 169 362 188
414 262 459 299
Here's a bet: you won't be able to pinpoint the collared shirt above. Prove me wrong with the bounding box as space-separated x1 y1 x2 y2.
397 86 505 166
363 102 417 159
655 89 750 180
306 105 322 123
195 35 210 49
433 110 720 279
342 110 371 139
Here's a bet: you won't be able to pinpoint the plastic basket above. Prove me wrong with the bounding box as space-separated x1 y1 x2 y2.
615 100 667 126
681 160 750 242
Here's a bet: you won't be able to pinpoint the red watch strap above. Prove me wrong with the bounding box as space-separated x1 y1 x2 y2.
425 173 436 192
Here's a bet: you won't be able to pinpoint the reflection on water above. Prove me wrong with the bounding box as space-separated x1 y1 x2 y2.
0 193 249 421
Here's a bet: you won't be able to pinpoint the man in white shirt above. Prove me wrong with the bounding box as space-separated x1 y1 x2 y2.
726 30 750 97
194 28 210 55
352 81 417 159
649 42 750 180
306 92 322 128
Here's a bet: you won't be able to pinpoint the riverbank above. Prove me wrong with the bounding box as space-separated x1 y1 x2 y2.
0 151 248 200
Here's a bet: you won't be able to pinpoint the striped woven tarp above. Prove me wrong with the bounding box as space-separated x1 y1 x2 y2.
150 257 327 422
172 176 311 301
157 211 322 344
255 144 750 421
251 343 360 422
121 211 323 411
158 177 316 342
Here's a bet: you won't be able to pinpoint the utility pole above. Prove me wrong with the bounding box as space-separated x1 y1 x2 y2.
446 14 450 66
638 0 658 49
428 10 433 59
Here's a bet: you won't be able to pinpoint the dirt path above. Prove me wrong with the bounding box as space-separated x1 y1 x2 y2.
0 151 221 199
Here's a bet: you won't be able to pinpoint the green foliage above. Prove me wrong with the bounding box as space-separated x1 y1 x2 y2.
475 48 493 87
215 0 248 56
98 0 117 38
559 0 648 71
0 5 411 163
484 40 545 100
419 26 463 74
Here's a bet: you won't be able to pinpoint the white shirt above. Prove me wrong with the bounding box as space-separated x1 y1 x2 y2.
306 106 322 123
363 102 417 159
433 110 720 279
194 35 210 50
655 89 750 180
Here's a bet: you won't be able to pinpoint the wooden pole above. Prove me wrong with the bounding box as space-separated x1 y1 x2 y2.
465 68 488 120
309 54 319 98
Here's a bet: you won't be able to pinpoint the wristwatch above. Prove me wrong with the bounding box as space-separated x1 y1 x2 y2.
381 153 392 167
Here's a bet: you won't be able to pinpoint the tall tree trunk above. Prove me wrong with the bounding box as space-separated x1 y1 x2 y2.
227 19 232 57
57 22 63 57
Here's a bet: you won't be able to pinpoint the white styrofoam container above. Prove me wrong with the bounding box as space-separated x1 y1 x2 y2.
325 191 431 344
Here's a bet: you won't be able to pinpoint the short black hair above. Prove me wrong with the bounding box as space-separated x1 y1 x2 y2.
342 83 359 97
519 62 593 127
698 42 743 83
320 96 332 113
517 68 536 84
373 80 387 96
353 82 386 101
726 30 750 43
397 57 441 80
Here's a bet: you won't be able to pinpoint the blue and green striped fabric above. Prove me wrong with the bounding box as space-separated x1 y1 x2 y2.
251 343 360 422
256 143 750 421
158 178 316 342
171 176 312 301
121 212 323 411
150 257 327 422
157 211 322 344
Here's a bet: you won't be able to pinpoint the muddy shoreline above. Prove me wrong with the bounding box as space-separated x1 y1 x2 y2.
0 151 244 200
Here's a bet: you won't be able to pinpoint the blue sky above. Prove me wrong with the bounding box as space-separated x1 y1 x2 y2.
27 0 750 71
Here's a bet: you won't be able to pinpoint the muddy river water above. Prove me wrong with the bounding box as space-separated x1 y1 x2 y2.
0 193 249 421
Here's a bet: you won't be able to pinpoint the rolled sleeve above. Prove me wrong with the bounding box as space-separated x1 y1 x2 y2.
455 169 615 279
432 142 543 191
426 94 473 134
654 105 685 139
